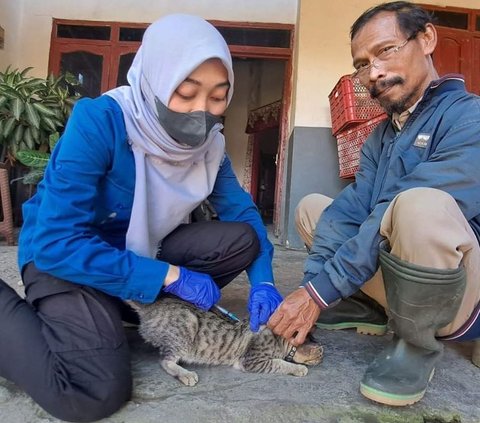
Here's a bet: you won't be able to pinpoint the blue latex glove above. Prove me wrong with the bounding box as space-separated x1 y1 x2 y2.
248 283 283 332
163 267 220 311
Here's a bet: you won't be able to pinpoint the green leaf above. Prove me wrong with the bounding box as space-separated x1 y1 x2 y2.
24 102 41 128
16 78 42 89
22 168 45 185
18 140 29 151
3 116 17 138
64 97 77 107
0 84 21 99
4 71 16 86
24 126 34 149
41 115 58 132
49 132 60 150
16 149 50 168
13 124 24 145
9 140 18 156
64 71 80 86
12 97 25 120
30 126 40 141
20 67 33 78
32 101 58 117
26 129 35 149
0 96 8 109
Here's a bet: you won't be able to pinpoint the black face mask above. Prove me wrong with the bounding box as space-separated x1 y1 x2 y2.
155 97 222 147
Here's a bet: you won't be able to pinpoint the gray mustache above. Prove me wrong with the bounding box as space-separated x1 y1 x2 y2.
370 76 404 98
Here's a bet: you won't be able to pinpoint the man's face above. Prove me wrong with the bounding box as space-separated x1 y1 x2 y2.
351 12 435 114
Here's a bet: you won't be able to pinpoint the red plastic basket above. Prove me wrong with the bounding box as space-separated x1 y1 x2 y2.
336 114 387 179
329 75 385 136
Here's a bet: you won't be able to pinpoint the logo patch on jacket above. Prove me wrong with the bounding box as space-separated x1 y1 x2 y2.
413 133 430 148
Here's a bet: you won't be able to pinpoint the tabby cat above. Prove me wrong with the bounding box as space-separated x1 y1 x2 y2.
129 296 323 386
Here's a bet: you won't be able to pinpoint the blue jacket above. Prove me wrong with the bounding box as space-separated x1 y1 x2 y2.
303 75 480 307
18 95 274 303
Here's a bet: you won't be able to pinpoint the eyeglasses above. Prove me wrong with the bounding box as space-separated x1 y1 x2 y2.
352 35 415 81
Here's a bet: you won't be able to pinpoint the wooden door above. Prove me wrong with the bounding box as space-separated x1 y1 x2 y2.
473 36 480 94
433 28 473 92
108 48 137 88
421 4 480 95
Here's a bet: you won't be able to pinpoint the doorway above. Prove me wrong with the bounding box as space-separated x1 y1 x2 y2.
254 127 279 224
222 56 285 226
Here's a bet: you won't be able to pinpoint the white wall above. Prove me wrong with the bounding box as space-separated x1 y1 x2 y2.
293 0 480 128
0 0 297 77
225 61 251 183
0 0 24 68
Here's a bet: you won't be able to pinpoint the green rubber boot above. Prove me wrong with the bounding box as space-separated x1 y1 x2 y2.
315 290 388 335
360 249 466 406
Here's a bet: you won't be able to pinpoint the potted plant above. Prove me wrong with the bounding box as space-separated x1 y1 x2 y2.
0 66 80 163
0 66 80 223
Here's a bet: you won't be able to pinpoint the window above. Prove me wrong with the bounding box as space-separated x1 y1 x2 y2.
57 24 111 40
431 10 468 30
50 20 148 97
49 19 293 96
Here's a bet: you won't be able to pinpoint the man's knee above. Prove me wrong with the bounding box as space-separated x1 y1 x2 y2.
295 193 327 219
393 187 455 215
295 193 332 247
387 188 457 235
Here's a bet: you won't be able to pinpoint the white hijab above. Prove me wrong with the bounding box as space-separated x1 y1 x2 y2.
106 14 234 258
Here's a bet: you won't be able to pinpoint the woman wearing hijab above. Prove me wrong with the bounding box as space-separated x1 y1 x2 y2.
0 14 282 422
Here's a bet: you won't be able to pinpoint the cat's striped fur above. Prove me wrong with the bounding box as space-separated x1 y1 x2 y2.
130 296 323 386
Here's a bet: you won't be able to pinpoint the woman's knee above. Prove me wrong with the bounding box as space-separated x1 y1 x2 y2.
232 221 260 263
40 358 132 422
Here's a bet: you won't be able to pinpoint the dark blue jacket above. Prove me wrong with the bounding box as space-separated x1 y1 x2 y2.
18 96 274 303
303 75 480 307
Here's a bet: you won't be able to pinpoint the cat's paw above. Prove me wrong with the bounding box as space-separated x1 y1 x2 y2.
178 370 199 386
291 364 308 377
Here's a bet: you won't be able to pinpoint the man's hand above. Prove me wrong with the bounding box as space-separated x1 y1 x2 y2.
267 287 321 346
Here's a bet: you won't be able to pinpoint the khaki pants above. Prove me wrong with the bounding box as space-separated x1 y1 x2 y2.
295 187 480 337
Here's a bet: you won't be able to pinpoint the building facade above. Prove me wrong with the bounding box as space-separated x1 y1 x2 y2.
0 0 479 248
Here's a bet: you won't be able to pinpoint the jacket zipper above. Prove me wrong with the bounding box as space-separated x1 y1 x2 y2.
371 131 398 206
386 137 395 158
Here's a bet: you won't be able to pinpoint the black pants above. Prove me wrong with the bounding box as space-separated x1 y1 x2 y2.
0 221 259 422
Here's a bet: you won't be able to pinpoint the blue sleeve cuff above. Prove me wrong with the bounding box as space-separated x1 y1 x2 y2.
122 256 169 303
246 248 274 286
302 270 342 309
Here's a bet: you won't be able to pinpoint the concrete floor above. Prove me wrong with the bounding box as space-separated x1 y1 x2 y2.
0 240 479 423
